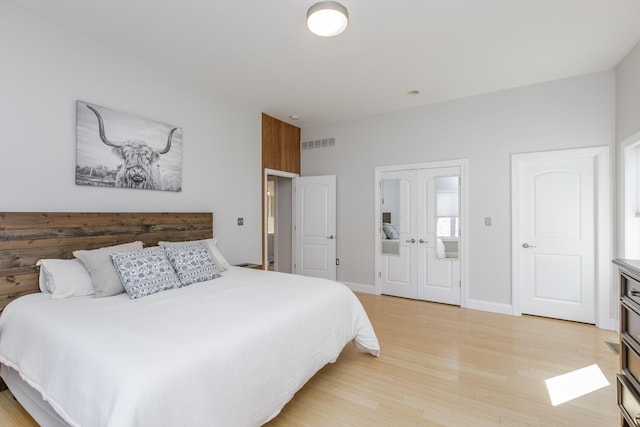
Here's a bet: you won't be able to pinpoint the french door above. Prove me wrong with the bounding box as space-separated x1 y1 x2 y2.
379 170 418 298
380 166 461 305
417 167 461 305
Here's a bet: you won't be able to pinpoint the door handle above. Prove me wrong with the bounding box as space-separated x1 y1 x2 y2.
419 239 428 244
522 243 536 248
405 238 416 243
327 235 335 239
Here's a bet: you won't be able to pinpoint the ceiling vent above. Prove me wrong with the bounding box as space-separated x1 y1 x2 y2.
301 137 336 150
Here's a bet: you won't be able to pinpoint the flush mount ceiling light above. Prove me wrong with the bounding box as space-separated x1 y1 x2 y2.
306 1 349 37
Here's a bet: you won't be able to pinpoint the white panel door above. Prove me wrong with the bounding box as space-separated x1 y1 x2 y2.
517 156 595 323
417 167 461 305
380 170 418 298
294 175 336 280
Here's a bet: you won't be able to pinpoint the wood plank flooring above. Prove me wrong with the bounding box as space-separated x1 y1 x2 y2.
0 293 619 426
0 389 36 426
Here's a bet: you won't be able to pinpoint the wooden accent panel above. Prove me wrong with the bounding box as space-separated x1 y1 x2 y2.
261 114 300 265
262 113 300 174
0 212 213 312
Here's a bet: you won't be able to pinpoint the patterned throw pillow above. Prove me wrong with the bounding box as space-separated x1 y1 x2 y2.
382 223 400 239
163 243 221 286
110 247 181 299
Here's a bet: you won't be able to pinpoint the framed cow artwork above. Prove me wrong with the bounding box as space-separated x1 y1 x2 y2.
75 100 183 192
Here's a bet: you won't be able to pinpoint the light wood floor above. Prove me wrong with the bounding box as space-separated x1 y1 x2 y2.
0 293 619 426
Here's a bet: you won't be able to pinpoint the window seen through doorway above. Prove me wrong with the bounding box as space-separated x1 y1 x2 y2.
267 180 275 234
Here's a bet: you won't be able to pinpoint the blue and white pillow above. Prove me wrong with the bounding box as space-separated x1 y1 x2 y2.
163 243 221 286
111 247 181 299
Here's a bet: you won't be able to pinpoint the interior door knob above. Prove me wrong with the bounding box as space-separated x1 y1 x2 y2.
419 239 428 244
406 238 416 243
522 243 536 248
327 235 335 239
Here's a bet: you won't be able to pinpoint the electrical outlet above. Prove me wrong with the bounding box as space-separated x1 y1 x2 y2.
237 217 244 226
484 217 492 226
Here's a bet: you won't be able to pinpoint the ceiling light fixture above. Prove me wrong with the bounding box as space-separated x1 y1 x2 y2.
306 1 349 37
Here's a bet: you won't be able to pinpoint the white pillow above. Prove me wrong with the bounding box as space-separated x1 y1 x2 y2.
208 238 231 271
74 241 144 297
382 223 400 240
36 259 94 299
158 238 230 272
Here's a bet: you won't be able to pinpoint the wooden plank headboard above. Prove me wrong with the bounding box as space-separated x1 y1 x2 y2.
0 212 213 312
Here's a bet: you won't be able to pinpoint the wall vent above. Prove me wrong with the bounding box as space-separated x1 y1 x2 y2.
301 137 336 150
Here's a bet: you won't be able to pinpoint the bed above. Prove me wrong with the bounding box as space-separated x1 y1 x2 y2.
0 212 380 426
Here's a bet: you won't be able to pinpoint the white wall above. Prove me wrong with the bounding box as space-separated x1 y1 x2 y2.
0 2 262 265
616 40 640 144
616 41 640 260
302 71 615 308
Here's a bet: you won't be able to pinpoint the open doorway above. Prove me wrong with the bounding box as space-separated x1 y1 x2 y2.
264 169 298 272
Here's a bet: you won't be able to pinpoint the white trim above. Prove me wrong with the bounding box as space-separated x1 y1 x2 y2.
273 182 279 272
263 169 298 271
341 281 377 294
620 131 640 259
614 133 640 333
598 317 617 332
510 146 612 330
464 299 513 316
373 159 469 308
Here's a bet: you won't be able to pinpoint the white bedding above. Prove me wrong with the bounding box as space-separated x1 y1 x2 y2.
0 267 380 427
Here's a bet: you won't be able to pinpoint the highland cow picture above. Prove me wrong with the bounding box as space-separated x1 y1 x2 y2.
76 100 183 192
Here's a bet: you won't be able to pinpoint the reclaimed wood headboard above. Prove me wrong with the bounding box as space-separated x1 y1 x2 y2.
0 212 213 312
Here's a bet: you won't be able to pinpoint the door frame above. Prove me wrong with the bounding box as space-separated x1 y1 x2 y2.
263 168 298 271
374 159 469 308
620 131 640 259
510 146 613 330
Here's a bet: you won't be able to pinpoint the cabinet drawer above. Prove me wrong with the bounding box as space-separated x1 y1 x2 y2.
623 302 640 347
623 337 640 388
617 375 640 427
619 375 640 427
623 272 640 308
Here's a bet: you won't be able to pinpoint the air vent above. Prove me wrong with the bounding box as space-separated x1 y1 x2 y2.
301 137 336 150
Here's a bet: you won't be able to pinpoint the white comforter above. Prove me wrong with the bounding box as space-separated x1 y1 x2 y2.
0 267 380 426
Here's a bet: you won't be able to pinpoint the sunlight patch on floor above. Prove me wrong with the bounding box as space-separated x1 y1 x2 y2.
545 365 609 406
545 364 609 406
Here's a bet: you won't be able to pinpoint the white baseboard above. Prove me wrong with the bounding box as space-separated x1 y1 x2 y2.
339 287 617 330
463 298 513 315
341 281 377 295
597 317 617 332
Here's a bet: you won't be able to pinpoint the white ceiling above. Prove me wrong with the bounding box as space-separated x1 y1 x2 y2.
11 0 640 127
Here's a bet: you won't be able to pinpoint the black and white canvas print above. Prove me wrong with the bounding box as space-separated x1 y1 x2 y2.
76 100 183 192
